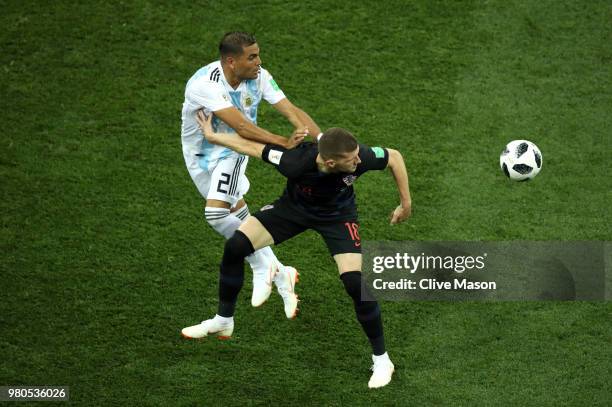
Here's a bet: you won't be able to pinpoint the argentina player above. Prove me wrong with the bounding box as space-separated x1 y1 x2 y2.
181 32 321 318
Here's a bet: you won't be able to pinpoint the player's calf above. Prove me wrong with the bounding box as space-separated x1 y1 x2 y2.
218 230 254 317
340 271 394 388
340 271 385 354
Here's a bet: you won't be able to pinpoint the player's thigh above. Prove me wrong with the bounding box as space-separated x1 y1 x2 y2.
333 253 363 274
251 202 307 248
314 220 362 270
237 217 274 251
185 162 215 202
206 155 250 207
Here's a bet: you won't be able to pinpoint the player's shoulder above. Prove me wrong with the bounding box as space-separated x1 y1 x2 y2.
291 141 318 156
359 143 387 158
287 142 318 166
258 66 273 78
356 143 389 173
187 61 224 88
276 142 317 177
272 141 317 159
252 66 276 87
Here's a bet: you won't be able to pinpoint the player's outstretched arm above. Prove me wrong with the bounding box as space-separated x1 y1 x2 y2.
196 111 265 159
214 106 304 149
272 98 322 141
386 148 412 225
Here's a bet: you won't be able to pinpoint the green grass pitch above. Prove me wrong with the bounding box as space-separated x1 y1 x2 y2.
1 0 611 405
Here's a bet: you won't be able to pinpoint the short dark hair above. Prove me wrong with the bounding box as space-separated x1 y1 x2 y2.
318 128 358 160
219 32 257 57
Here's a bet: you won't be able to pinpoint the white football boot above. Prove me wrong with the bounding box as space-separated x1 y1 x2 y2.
251 264 277 307
274 266 300 319
181 316 234 340
368 353 395 388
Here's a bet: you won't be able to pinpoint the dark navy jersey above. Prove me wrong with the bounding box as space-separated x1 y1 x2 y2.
261 142 389 221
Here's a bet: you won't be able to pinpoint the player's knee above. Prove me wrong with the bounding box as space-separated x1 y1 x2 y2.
340 271 365 300
340 271 380 319
340 271 363 301
224 230 255 260
205 207 240 239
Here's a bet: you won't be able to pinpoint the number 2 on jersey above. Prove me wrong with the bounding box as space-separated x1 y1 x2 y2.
217 173 231 194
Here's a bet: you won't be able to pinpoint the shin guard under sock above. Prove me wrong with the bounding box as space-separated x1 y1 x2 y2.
340 271 386 355
217 230 254 317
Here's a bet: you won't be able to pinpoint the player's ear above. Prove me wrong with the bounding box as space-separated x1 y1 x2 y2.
325 159 336 169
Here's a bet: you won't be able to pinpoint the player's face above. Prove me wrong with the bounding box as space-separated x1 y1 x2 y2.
234 43 261 80
331 147 361 173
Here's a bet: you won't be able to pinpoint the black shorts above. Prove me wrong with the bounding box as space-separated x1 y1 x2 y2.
252 199 361 256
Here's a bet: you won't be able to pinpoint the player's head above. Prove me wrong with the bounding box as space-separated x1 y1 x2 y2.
219 32 261 80
318 128 361 173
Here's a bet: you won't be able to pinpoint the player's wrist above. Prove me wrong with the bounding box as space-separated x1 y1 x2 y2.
400 200 411 209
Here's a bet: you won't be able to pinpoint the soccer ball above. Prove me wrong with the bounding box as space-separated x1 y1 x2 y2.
499 140 543 181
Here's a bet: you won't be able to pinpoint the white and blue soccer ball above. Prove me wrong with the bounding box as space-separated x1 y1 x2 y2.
499 140 543 181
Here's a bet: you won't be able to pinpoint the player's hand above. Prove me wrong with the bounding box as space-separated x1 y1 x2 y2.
294 126 309 138
389 204 411 225
286 127 308 149
196 110 214 140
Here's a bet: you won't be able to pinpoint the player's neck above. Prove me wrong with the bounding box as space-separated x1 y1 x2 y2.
221 63 242 89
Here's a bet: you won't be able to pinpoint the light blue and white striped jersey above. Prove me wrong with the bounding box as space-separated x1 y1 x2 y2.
181 60 286 171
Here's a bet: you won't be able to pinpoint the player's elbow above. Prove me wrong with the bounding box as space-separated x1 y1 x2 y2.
290 104 303 117
236 121 248 132
387 149 406 170
387 148 401 162
235 121 255 139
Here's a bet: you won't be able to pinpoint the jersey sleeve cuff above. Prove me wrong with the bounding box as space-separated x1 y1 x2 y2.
261 144 274 163
262 144 286 166
383 147 390 167
266 94 287 105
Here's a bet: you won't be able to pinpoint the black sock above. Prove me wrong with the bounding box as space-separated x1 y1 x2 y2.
340 271 386 356
217 230 254 317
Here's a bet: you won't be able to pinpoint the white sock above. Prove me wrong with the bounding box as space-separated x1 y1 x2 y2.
205 207 241 239
373 352 390 362
213 314 233 325
249 245 285 274
233 205 249 222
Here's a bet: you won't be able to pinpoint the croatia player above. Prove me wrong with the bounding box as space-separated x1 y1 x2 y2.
181 32 321 317
183 111 412 389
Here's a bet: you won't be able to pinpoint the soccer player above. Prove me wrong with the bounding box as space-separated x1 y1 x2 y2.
181 32 321 318
182 112 412 388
